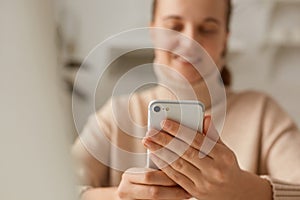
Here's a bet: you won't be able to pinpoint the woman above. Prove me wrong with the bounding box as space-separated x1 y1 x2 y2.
72 0 300 199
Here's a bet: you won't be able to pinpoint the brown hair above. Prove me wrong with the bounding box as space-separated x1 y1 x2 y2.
151 0 232 86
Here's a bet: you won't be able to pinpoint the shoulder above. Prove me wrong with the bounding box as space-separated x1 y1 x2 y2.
227 89 277 112
225 89 287 122
227 89 295 128
228 90 270 105
96 86 160 124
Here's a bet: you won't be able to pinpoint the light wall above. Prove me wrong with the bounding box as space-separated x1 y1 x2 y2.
1 1 75 199
54 0 152 58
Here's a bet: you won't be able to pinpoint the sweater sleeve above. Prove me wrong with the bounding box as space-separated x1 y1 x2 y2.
72 99 114 188
261 176 300 200
260 96 300 199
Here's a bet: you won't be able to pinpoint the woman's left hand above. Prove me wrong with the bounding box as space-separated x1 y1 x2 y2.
143 116 272 200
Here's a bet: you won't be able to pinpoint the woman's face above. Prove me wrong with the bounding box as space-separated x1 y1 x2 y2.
151 0 229 83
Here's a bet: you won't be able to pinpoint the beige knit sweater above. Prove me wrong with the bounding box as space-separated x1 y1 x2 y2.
73 74 300 199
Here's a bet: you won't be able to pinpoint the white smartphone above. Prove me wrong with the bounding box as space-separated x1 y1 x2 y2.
147 100 205 169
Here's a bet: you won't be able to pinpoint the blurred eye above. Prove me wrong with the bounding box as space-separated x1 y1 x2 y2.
164 21 184 32
170 25 183 31
169 24 183 32
199 24 219 35
199 28 217 34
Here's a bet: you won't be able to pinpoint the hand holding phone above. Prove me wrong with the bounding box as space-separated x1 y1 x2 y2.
147 100 205 169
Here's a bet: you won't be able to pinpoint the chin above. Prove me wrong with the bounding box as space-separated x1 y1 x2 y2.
186 75 202 84
174 68 202 83
171 63 202 83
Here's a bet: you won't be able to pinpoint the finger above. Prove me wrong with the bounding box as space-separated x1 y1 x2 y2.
150 153 196 197
145 129 190 155
130 184 191 199
144 138 227 187
125 168 177 186
144 139 183 169
160 119 221 157
160 119 200 147
145 140 204 185
152 118 233 168
147 127 205 154
144 133 214 166
145 143 235 197
145 127 221 159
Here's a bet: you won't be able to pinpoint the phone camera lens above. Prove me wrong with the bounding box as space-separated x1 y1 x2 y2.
153 106 161 113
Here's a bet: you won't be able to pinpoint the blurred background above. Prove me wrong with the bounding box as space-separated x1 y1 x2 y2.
53 0 300 138
1 0 299 199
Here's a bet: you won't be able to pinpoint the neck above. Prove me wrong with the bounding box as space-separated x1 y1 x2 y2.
154 65 227 110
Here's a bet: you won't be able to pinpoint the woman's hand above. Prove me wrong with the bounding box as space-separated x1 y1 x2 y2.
143 116 272 200
117 168 191 200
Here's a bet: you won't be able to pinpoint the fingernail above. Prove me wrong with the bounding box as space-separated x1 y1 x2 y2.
143 139 153 149
161 120 171 129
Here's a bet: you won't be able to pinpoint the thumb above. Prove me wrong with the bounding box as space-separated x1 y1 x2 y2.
203 116 223 144
198 116 223 158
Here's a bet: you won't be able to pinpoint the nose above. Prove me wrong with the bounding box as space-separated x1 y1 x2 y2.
183 25 197 41
179 26 199 50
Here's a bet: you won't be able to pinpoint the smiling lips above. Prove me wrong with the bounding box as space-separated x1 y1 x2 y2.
173 54 202 66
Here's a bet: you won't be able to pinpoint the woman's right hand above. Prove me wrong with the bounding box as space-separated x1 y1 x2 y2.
117 168 191 200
